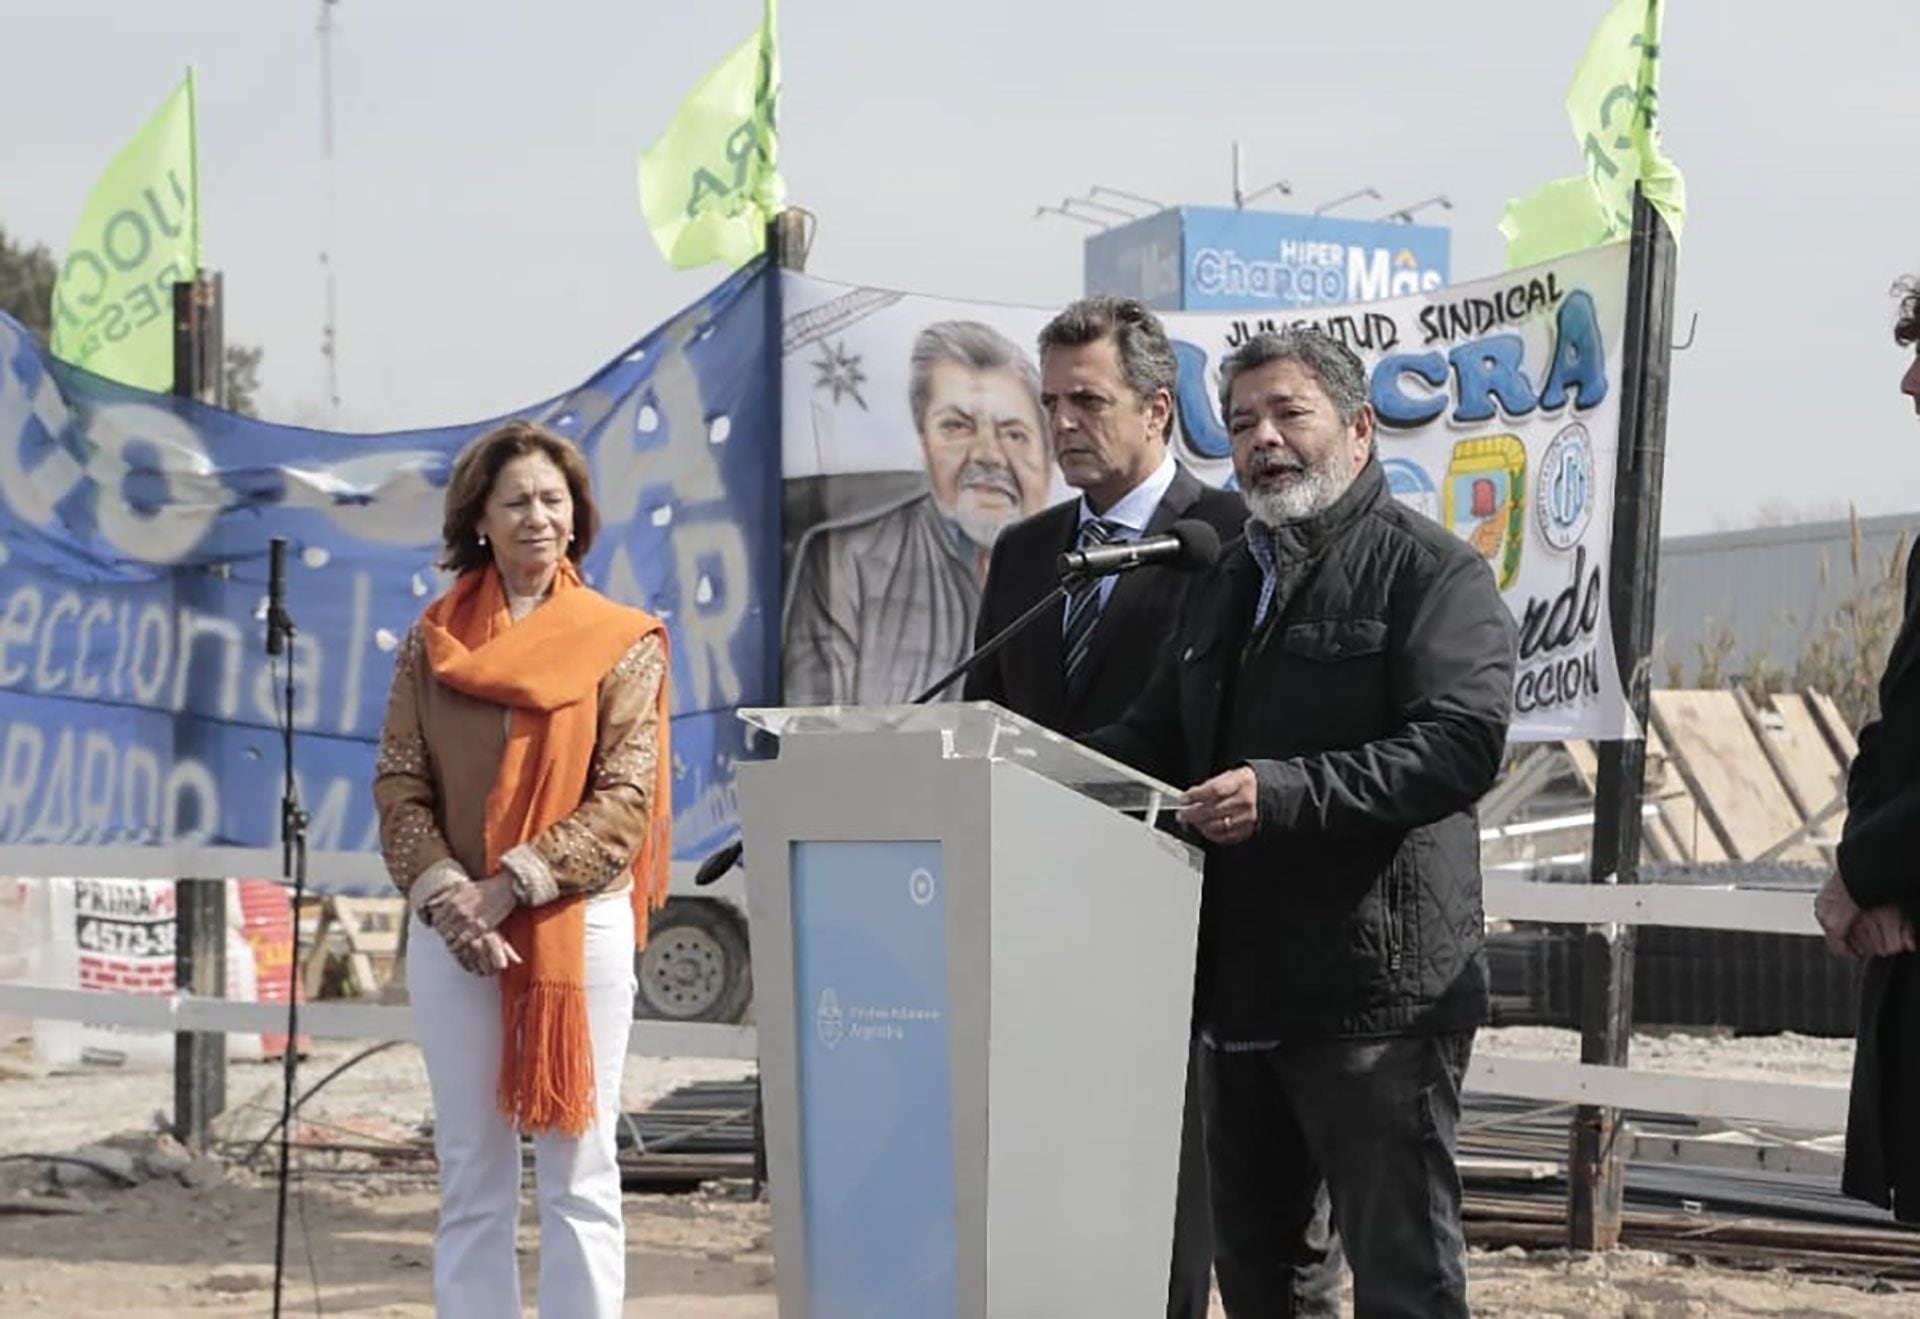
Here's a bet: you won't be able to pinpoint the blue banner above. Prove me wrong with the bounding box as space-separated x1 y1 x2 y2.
0 263 779 881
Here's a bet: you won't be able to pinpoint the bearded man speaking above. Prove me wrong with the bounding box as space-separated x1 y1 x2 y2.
1085 328 1517 1318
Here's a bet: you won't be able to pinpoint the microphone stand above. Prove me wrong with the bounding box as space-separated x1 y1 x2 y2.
266 540 310 1319
909 571 1091 704
694 566 1102 886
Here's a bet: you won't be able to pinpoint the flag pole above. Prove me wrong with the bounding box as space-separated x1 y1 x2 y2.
1568 182 1678 1250
170 258 228 1159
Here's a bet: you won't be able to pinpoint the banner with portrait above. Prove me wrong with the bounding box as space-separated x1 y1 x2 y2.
780 244 1634 742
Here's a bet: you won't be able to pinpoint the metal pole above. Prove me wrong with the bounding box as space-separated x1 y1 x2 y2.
769 208 809 272
1567 187 1678 1249
171 273 228 1153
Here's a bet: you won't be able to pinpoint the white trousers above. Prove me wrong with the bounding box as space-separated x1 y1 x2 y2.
408 894 636 1318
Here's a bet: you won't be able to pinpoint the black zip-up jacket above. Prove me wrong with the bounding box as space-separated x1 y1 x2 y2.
1087 458 1517 1041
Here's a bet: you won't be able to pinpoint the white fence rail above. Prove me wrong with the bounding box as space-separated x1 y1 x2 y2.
0 878 1848 1132
0 982 757 1061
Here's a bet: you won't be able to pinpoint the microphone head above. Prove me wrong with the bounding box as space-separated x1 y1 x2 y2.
694 839 744 886
1168 519 1222 571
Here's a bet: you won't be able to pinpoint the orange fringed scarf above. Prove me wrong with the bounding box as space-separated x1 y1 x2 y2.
421 560 672 1135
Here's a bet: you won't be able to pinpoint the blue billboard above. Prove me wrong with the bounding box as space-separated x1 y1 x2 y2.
1081 210 1185 311
1086 205 1450 312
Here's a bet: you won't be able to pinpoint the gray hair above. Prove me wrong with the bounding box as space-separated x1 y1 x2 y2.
1037 296 1178 438
908 320 1044 435
1217 328 1370 426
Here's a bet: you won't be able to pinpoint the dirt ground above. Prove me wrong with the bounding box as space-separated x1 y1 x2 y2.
2 1175 1917 1317
0 1030 1911 1316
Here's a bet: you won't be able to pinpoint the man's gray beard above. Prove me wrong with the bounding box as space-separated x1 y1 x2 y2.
948 503 1012 550
939 459 1025 549
1246 462 1352 526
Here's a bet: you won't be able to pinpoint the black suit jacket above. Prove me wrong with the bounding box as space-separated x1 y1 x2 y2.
1841 538 1920 1220
963 464 1246 735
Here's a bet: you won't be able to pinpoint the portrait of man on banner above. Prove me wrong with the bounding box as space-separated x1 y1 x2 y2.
782 319 1050 706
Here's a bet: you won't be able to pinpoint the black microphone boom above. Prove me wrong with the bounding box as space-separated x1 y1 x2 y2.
1057 518 1221 579
693 519 1222 887
266 534 310 1319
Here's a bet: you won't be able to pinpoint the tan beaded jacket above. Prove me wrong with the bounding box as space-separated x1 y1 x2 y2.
372 622 666 916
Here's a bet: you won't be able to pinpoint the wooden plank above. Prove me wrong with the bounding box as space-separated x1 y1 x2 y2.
1644 723 1726 862
1640 798 1683 863
1479 747 1563 829
1756 791 1845 863
1762 694 1850 833
1805 689 1862 764
1457 1156 1559 1182
1734 687 1816 826
1733 688 1837 863
1562 735 1690 863
1649 691 1818 863
1624 1129 1844 1179
300 902 337 1001
1562 740 1599 793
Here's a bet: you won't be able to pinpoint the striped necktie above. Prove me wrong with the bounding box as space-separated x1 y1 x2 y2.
1062 517 1121 683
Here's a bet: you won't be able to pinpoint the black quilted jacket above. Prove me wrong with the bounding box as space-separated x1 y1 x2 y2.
1090 459 1517 1041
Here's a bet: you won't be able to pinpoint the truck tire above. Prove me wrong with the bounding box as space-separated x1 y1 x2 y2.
633 898 752 1023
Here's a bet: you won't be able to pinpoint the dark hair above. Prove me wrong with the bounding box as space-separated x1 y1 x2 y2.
908 320 1043 435
1037 296 1178 438
1897 277 1920 349
439 420 600 574
1217 328 1371 426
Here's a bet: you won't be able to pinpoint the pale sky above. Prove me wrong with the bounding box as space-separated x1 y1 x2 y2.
5 1 1917 534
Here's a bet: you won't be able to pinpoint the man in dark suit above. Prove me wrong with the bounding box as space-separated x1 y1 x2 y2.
966 297 1244 733
964 296 1244 1319
1819 277 1920 1222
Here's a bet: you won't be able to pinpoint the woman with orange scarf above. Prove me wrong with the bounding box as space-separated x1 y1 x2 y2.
373 421 672 1317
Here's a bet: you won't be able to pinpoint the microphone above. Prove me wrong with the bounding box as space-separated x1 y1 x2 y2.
694 840 743 887
1058 518 1221 580
265 537 289 657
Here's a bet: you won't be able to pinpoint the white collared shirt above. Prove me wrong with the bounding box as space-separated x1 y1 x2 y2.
1069 451 1179 616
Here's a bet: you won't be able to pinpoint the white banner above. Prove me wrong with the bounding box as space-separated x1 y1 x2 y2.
780 244 1634 741
28 877 262 1068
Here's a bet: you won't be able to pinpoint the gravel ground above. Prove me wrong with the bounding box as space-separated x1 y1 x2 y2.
0 1027 1910 1315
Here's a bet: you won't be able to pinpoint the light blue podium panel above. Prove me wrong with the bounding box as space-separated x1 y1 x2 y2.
737 703 1203 1319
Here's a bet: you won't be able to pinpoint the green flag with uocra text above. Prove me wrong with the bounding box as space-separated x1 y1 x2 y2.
1501 0 1685 268
50 72 200 389
638 0 784 269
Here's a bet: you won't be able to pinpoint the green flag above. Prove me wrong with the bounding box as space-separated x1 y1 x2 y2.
50 72 200 389
638 0 784 269
1502 0 1685 268
1499 177 1615 270
1567 0 1685 234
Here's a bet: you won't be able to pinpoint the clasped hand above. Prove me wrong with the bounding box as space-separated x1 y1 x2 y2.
1815 870 1916 961
425 874 522 976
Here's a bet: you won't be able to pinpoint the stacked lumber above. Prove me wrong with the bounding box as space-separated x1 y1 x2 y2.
1482 689 1854 870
